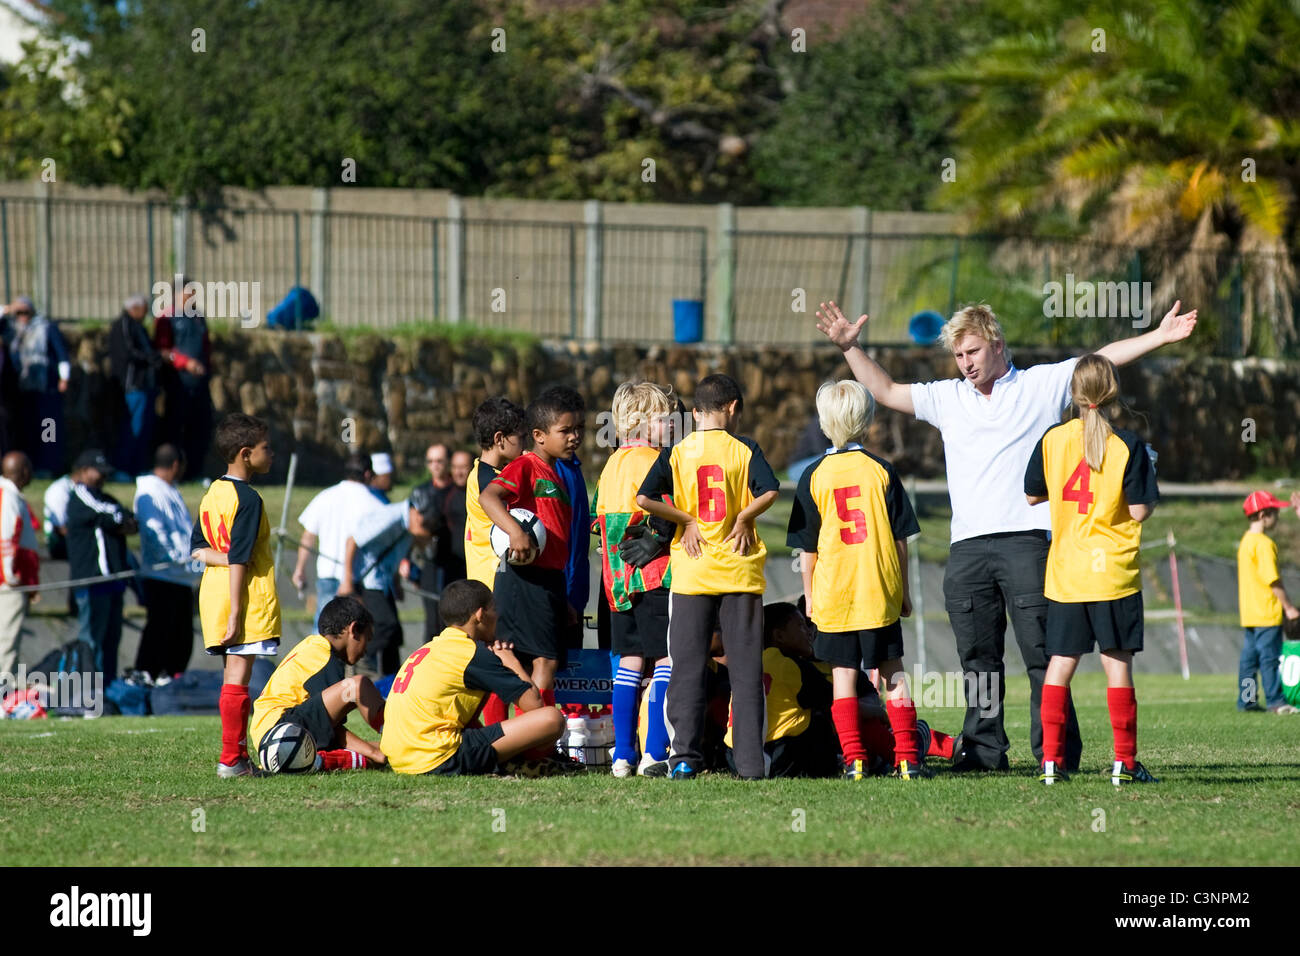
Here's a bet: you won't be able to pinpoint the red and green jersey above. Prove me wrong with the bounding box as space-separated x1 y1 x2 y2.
490 451 572 571
593 443 671 611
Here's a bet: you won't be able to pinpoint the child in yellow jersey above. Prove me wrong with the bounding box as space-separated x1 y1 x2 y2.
464 397 528 729
636 374 780 779
1024 355 1159 786
786 380 925 779
1236 490 1300 713
380 579 567 776
190 413 282 778
250 595 387 771
595 381 676 778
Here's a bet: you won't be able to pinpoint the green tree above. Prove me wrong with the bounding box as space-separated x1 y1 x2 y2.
930 0 1300 353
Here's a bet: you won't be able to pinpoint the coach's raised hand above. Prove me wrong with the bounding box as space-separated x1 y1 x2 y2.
1157 299 1198 344
815 301 869 351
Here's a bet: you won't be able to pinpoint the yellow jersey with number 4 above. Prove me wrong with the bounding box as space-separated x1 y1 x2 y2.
1024 420 1158 603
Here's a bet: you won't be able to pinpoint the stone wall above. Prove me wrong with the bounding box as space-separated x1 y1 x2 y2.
61 326 1296 482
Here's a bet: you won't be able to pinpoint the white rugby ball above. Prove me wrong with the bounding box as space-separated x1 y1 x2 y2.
258 720 317 774
489 508 547 565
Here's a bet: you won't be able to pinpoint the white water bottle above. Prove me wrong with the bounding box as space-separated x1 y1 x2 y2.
566 717 588 762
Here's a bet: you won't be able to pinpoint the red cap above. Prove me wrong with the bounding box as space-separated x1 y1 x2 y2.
1243 490 1287 516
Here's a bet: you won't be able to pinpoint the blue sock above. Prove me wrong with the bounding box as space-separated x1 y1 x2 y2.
612 665 641 762
645 664 671 761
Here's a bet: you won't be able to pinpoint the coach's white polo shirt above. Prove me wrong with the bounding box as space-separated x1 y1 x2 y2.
298 479 383 580
911 358 1078 543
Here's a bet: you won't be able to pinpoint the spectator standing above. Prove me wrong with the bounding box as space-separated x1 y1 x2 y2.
339 485 440 676
438 449 470 587
43 470 85 627
368 452 395 504
0 451 39 677
2 296 70 476
108 294 162 480
153 278 212 480
414 443 453 637
133 444 200 679
292 453 382 628
66 449 137 684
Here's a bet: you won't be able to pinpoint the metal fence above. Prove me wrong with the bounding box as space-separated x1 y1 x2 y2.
1 195 1293 356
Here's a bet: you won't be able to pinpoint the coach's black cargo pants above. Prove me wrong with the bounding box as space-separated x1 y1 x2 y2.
665 592 765 778
943 531 1082 770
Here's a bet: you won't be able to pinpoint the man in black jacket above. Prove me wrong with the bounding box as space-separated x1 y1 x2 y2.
107 295 162 480
66 449 138 683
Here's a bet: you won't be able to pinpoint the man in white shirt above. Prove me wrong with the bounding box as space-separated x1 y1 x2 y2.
133 444 200 679
0 451 39 678
817 298 1196 771
292 453 382 628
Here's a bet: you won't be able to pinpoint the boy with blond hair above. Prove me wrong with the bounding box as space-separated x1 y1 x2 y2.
787 380 925 778
595 381 676 777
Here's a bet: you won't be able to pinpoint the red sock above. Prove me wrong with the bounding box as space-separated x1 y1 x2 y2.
218 684 250 765
928 728 955 760
831 698 866 763
1107 686 1138 768
482 694 508 726
1041 683 1068 766
886 699 920 765
318 749 368 771
861 717 895 763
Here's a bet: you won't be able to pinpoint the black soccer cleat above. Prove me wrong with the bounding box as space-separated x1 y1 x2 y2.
1111 760 1158 785
1038 760 1070 785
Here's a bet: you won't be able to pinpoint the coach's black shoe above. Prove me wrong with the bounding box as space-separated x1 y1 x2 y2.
1111 760 1159 785
951 750 1007 773
1038 760 1070 786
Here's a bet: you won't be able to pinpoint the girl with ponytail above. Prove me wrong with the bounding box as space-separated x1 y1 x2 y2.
1023 354 1161 786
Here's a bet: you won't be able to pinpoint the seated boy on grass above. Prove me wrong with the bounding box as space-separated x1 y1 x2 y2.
249 595 387 771
380 579 567 776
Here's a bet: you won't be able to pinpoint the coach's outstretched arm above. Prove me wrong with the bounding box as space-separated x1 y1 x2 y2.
1094 300 1197 367
815 301 915 415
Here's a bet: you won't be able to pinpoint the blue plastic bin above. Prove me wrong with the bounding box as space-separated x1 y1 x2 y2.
673 299 704 343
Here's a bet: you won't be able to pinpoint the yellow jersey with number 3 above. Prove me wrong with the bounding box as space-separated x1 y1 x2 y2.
1024 420 1158 603
636 429 780 595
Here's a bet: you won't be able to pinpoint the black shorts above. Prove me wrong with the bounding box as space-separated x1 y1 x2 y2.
280 695 344 752
427 724 506 776
611 587 670 659
1046 592 1144 656
814 620 904 669
494 564 568 667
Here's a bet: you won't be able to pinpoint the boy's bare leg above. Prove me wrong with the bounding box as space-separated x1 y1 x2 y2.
224 653 253 685
531 657 558 695
492 707 565 763
321 675 385 731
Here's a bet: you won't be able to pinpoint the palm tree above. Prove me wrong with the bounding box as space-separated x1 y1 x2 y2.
928 0 1300 354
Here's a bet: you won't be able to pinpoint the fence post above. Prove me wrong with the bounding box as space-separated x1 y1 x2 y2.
716 203 735 345
1 198 10 303
583 200 602 340
146 201 156 292
310 188 329 315
947 236 961 320
848 206 871 337
35 181 52 314
446 194 463 324
172 197 189 280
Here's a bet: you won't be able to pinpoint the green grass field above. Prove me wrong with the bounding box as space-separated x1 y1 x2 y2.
4 673 1297 866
